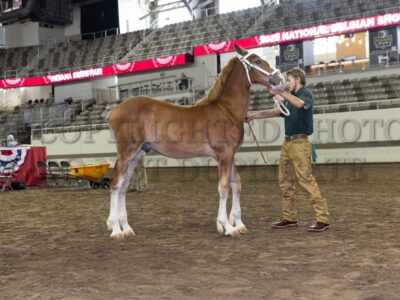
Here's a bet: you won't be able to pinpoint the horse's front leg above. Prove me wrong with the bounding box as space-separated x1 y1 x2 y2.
216 157 240 238
229 166 247 234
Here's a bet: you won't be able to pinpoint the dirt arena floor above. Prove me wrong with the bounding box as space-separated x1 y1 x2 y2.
1 163 400 300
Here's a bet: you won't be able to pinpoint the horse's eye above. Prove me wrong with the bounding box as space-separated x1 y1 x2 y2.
255 60 262 65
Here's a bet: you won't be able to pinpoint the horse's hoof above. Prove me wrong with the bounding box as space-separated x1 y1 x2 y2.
238 226 248 234
226 229 240 238
230 230 240 238
110 232 124 241
123 228 135 238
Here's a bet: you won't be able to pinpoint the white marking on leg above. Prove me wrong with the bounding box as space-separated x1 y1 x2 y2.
109 179 124 240
229 167 247 233
118 150 145 238
217 179 239 237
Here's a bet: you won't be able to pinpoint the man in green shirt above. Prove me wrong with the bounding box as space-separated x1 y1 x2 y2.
246 68 330 232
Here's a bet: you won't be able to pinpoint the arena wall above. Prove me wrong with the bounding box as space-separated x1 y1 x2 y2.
31 107 400 167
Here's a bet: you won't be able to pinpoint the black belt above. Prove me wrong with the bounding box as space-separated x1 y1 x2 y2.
285 134 308 142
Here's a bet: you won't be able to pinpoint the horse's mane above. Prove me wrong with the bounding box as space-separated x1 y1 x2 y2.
195 57 237 106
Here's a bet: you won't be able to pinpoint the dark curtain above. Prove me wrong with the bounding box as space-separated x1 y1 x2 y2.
81 0 119 40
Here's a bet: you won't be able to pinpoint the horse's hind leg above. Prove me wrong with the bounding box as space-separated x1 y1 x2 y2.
229 165 247 234
118 149 146 238
108 146 143 240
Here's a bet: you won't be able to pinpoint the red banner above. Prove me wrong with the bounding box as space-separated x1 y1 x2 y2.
0 54 187 88
1 11 400 89
194 11 400 55
0 146 46 187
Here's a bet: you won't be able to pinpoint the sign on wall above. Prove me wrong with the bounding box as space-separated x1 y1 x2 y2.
369 27 398 65
277 42 303 71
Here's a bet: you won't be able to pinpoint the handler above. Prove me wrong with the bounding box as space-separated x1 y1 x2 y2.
245 68 330 232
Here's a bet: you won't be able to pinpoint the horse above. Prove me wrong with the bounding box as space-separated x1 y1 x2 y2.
105 43 286 240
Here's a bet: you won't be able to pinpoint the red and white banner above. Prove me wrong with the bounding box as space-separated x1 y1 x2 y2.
0 146 47 186
194 11 400 55
1 12 400 89
0 54 187 88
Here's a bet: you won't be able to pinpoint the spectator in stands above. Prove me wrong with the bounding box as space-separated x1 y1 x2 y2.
178 72 189 90
65 97 73 105
6 134 18 147
245 68 330 232
129 154 147 192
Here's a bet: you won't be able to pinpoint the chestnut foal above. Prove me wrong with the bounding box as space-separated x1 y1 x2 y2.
105 44 285 240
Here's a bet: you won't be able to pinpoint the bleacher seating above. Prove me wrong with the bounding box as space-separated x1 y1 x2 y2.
248 73 400 113
125 7 261 61
1 0 400 77
249 0 400 36
22 31 142 76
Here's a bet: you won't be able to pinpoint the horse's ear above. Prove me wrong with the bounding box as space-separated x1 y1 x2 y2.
234 43 248 56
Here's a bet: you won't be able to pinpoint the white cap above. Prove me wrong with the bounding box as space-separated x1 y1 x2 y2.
7 134 14 142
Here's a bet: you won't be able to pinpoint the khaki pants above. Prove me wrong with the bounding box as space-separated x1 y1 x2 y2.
278 139 329 223
129 155 147 191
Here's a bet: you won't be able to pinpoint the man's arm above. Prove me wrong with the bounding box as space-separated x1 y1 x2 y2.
245 107 281 122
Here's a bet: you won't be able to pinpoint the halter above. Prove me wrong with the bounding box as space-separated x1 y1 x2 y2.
238 53 290 116
273 95 290 117
238 53 280 85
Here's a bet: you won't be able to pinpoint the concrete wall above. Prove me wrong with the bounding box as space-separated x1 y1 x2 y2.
0 88 22 108
3 22 67 48
4 22 39 48
54 81 93 102
20 86 52 103
31 107 400 166
38 25 66 45
64 5 81 40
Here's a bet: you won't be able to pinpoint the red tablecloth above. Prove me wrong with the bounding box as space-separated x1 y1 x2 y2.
0 146 47 187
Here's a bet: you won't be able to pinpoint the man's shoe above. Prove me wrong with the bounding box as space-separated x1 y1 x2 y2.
271 218 298 228
308 221 330 232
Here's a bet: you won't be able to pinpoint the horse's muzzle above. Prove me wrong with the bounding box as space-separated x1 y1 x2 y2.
269 71 286 86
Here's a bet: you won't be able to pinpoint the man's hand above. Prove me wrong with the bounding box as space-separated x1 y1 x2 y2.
269 81 287 95
244 113 256 122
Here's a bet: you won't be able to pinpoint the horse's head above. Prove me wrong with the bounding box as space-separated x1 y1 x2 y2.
234 43 286 89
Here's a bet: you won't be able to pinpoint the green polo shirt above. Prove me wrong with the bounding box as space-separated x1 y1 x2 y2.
282 86 313 136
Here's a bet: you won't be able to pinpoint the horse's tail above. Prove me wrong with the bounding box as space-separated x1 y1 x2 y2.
101 104 118 122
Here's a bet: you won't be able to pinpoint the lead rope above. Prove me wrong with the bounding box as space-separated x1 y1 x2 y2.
247 121 271 165
273 95 290 117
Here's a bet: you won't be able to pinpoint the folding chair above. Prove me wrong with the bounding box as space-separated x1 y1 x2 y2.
37 160 61 186
60 161 74 186
0 162 16 192
48 161 65 186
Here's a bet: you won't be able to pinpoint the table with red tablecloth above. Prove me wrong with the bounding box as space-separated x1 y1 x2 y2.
0 146 47 187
